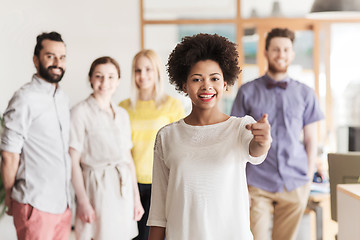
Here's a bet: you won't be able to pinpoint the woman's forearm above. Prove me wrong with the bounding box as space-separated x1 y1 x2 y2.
149 226 165 240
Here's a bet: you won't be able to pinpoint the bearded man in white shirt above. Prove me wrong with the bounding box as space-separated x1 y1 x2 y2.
1 31 72 240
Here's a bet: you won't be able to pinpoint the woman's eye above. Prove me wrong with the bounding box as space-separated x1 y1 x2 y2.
192 78 201 82
135 69 141 73
212 77 219 81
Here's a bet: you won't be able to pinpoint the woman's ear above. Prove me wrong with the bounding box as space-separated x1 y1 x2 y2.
115 77 121 86
183 83 187 93
89 77 93 89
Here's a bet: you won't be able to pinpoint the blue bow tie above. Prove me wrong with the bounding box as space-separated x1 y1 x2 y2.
266 81 288 89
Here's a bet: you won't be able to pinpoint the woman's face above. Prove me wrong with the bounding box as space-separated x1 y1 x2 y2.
183 60 226 111
134 56 157 92
90 63 120 99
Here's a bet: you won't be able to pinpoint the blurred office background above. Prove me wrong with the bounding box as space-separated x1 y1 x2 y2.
2 0 360 239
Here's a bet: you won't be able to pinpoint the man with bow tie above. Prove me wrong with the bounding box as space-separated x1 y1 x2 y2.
231 28 324 240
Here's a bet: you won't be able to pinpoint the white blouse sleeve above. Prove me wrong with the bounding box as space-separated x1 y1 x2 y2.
147 130 169 228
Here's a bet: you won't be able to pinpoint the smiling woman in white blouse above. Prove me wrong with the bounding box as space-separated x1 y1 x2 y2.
69 56 144 240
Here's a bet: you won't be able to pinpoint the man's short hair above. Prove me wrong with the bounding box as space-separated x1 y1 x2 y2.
34 32 64 57
265 28 295 50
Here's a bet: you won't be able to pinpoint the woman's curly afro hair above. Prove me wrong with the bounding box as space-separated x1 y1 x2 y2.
167 33 240 93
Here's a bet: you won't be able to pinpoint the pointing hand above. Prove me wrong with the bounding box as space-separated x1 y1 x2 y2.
246 114 272 146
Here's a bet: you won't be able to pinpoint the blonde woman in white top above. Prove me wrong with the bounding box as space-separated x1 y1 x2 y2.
70 56 144 240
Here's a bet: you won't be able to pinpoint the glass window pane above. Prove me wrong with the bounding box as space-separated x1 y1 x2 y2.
330 23 360 129
293 30 313 69
243 28 257 65
178 24 236 42
289 30 315 89
144 24 237 60
242 28 260 84
144 0 236 20
241 0 315 18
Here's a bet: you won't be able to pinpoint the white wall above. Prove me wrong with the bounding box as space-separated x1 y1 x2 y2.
0 0 140 112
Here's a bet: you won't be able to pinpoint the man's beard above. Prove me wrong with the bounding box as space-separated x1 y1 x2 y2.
268 61 288 74
38 61 65 83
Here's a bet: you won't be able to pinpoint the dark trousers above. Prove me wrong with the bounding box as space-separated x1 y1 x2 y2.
133 183 152 240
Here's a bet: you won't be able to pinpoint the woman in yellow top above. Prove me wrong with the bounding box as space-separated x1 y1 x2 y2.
119 49 185 240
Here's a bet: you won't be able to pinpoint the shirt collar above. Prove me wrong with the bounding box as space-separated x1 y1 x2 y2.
264 73 290 84
32 74 59 95
87 94 117 116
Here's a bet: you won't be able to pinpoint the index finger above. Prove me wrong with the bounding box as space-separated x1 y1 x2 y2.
258 114 269 123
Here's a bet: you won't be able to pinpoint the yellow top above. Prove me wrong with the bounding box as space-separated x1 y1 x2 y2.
119 96 185 183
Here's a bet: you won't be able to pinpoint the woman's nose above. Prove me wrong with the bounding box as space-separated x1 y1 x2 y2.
202 81 213 90
100 76 106 83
